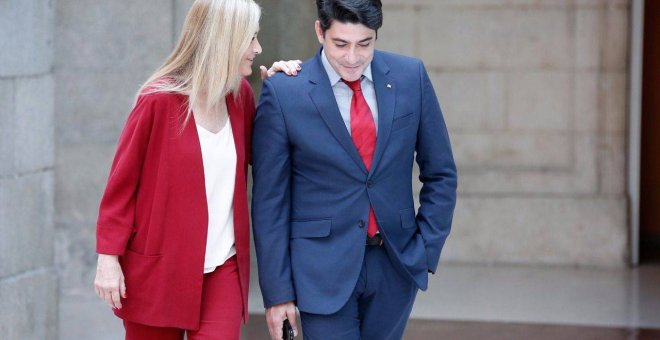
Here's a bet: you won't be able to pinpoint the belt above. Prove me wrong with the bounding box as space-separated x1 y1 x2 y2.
366 234 383 246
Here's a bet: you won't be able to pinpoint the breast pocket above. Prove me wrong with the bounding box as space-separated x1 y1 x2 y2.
391 112 416 133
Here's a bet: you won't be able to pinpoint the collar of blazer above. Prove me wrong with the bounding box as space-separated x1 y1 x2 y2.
307 49 397 176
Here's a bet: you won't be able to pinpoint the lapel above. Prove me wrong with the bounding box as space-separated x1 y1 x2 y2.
369 51 395 174
307 50 368 174
307 50 396 175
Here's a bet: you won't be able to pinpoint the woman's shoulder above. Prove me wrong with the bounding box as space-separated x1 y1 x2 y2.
140 77 184 99
136 90 187 114
238 78 254 96
137 90 185 106
130 83 187 125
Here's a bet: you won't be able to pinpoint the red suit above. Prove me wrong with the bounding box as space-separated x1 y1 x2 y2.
96 79 255 330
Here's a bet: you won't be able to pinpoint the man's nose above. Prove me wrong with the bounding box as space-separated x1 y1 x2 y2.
346 47 358 64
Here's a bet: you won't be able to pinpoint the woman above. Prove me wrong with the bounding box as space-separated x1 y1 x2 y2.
93 0 300 338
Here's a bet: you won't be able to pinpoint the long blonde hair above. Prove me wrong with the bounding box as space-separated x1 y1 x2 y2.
138 0 261 126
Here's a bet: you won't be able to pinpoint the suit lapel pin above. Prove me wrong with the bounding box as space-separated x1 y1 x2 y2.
386 84 392 89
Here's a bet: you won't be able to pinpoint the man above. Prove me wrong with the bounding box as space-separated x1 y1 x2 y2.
251 0 457 339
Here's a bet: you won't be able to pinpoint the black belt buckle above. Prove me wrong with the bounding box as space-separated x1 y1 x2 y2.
366 234 383 246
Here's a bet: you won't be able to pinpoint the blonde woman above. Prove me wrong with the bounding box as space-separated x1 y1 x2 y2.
93 0 300 339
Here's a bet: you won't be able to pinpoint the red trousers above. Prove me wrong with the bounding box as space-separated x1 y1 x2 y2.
123 256 242 340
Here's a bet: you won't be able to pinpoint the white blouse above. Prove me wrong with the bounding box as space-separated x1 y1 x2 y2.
196 119 237 274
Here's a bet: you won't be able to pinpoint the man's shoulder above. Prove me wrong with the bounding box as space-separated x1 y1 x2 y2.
264 56 318 88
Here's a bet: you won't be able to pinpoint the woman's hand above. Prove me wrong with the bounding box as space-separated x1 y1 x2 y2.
94 254 127 309
260 60 303 80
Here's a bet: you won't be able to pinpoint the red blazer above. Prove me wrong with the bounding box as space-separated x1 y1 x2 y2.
96 79 255 329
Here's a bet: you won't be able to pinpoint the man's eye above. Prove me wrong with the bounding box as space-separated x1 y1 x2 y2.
359 43 370 47
335 44 347 48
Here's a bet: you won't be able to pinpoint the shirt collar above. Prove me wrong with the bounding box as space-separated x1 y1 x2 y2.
321 49 373 86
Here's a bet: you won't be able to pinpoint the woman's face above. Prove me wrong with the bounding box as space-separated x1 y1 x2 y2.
240 29 262 77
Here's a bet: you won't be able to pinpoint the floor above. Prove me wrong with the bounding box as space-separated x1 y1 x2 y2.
60 263 660 339
241 317 660 340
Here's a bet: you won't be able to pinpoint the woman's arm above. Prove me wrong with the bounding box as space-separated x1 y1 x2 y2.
94 93 158 309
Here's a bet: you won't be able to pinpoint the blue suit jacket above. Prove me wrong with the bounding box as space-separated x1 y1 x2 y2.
251 49 457 315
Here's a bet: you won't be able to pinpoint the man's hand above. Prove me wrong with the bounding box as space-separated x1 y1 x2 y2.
265 301 298 340
260 60 303 80
94 254 127 309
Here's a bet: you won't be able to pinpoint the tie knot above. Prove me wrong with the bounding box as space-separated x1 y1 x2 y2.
343 78 362 92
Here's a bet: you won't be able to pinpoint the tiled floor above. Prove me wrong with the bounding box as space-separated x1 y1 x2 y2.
60 263 660 339
404 264 660 328
241 317 660 340
400 320 660 340
65 312 660 340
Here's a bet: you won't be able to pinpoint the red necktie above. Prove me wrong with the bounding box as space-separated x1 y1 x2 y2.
344 78 379 237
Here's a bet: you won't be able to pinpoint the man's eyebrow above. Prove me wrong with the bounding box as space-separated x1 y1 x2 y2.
331 37 374 44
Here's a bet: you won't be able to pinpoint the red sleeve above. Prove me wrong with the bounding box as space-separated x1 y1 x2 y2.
96 94 157 255
241 79 256 166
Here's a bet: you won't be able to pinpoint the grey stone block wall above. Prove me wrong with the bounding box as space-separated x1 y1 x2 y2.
380 0 631 267
0 0 57 339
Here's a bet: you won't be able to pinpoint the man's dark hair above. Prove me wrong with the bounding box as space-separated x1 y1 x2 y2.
316 0 383 33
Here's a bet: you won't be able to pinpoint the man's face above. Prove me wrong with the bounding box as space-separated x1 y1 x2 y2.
315 20 376 82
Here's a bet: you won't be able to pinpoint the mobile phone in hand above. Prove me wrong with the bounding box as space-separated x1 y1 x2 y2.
283 319 294 340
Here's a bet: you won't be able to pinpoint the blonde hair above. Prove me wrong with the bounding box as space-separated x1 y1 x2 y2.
138 0 261 126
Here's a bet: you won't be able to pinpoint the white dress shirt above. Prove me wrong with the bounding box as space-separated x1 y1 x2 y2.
321 49 379 134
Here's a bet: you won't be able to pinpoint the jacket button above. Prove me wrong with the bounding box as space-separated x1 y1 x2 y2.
367 180 374 188
358 220 365 228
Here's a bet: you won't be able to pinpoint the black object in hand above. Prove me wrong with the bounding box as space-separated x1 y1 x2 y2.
282 319 294 340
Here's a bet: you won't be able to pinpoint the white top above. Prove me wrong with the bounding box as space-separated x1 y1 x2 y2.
196 119 237 274
321 49 379 135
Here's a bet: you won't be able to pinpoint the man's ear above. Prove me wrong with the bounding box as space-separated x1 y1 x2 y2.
314 20 325 44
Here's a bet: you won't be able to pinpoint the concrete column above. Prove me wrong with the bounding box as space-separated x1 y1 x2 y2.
0 0 57 339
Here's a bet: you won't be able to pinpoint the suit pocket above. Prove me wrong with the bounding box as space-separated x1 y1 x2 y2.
291 219 332 238
391 112 415 132
120 250 164 297
400 208 417 229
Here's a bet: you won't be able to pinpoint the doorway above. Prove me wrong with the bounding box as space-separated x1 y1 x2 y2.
640 0 660 263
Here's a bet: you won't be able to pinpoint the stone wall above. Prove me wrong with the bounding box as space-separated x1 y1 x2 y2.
0 1 57 339
377 0 630 267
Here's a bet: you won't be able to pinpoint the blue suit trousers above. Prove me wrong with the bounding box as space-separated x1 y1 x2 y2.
299 245 418 340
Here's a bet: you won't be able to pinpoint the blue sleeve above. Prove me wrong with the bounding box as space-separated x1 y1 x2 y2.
414 61 458 274
251 79 296 307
